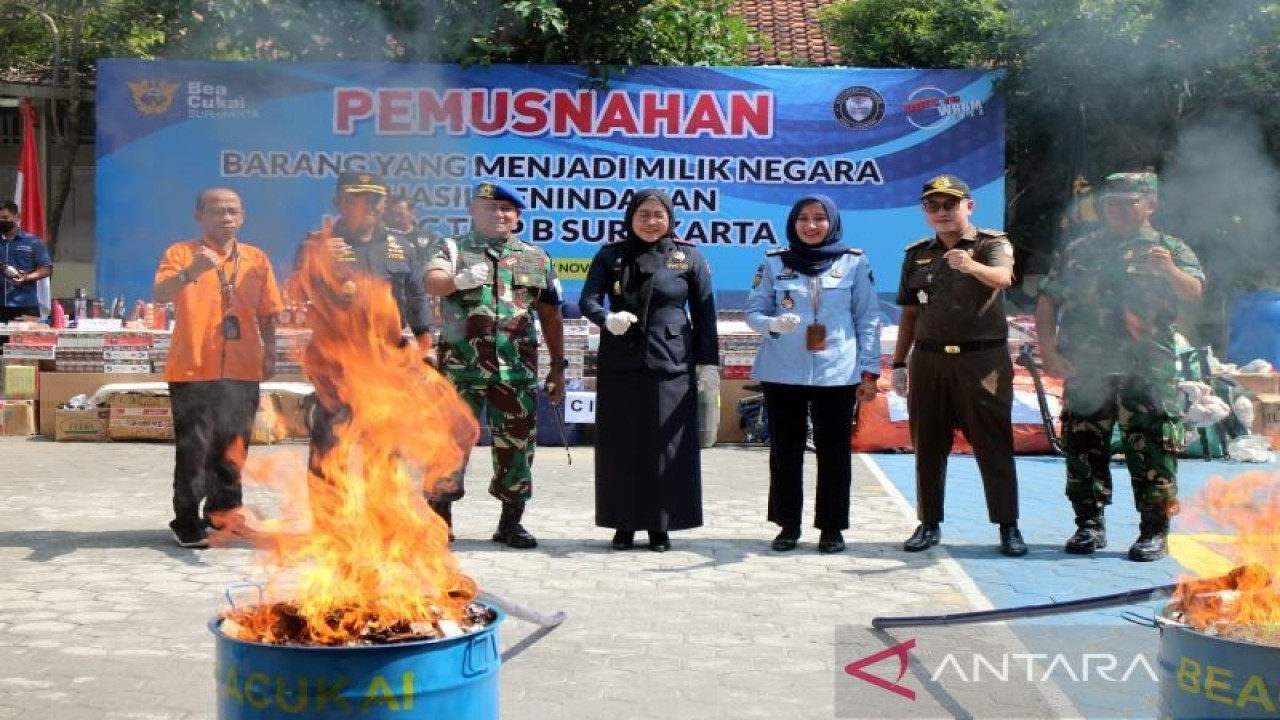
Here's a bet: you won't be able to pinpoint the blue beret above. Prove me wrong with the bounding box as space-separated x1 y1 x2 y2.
473 181 526 211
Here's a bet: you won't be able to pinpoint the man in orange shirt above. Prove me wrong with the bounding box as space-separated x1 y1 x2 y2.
154 188 284 548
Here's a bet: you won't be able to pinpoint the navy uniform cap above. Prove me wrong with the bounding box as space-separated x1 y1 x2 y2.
920 174 972 199
336 171 387 195
473 180 526 211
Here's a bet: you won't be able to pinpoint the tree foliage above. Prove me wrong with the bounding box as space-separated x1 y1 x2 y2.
0 0 753 243
822 0 1280 303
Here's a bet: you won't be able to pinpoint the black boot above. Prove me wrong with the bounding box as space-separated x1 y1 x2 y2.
1064 500 1106 554
428 500 455 543
999 523 1027 557
1128 509 1169 562
647 530 671 552
492 503 537 549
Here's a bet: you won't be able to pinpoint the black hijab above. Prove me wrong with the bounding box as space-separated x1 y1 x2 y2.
623 188 677 276
781 194 849 276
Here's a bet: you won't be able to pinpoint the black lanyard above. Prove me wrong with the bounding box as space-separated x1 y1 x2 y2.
213 243 242 311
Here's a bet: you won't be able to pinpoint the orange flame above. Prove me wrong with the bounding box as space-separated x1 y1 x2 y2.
217 225 480 645
1170 471 1280 633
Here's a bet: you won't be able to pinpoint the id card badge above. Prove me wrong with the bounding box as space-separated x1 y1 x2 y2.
805 323 827 352
222 314 242 341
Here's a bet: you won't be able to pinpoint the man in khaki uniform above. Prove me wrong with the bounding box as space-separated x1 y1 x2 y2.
891 174 1025 557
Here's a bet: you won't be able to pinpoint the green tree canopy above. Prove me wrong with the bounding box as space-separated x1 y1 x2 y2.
822 0 1280 305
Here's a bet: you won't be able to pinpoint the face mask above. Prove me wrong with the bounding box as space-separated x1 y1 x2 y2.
0 221 15 234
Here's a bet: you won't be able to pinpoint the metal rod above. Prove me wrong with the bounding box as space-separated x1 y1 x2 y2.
1017 343 1064 455
544 382 573 465
871 583 1177 629
477 590 567 629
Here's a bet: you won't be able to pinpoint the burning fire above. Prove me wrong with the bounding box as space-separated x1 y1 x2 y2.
214 226 481 645
1169 471 1280 641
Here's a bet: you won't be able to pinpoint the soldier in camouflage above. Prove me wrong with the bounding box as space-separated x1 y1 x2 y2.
425 181 566 549
1036 172 1205 562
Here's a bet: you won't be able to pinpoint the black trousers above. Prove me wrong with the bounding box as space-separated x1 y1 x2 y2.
169 380 260 533
907 346 1018 524
763 382 857 531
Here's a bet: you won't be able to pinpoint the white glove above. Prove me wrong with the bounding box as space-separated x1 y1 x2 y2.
767 313 802 334
604 311 638 336
891 366 908 397
452 263 491 291
697 365 720 392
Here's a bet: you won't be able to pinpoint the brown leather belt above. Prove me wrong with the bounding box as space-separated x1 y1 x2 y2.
915 339 1007 355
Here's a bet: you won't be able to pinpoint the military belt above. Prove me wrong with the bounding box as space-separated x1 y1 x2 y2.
915 339 1007 355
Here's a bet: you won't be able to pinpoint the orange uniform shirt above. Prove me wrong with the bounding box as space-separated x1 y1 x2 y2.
155 239 284 382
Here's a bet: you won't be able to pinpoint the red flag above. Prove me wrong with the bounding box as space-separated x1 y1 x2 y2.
16 99 46 240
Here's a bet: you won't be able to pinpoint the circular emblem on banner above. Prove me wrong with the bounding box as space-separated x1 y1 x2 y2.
833 87 886 130
905 86 955 130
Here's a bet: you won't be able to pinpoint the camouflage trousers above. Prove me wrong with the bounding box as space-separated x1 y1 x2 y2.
1061 374 1182 513
434 378 539 505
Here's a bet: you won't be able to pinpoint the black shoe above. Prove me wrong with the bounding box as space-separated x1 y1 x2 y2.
999 524 1027 557
903 523 941 552
817 530 845 554
492 503 538 549
611 530 635 550
648 531 670 552
170 523 209 549
771 527 801 552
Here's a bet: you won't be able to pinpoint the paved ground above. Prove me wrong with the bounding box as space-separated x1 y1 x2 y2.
0 436 1274 719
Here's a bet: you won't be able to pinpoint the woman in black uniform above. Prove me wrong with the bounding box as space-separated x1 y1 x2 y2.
579 189 719 552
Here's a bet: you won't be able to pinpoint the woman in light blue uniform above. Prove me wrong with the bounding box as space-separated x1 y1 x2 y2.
745 195 881 554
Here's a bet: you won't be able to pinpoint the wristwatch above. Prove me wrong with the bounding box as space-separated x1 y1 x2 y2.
549 358 570 370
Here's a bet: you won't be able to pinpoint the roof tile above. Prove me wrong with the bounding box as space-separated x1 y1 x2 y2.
733 0 843 66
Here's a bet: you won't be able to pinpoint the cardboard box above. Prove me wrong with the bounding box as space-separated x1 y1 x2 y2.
0 399 37 436
2 345 56 361
1232 373 1280 396
103 363 153 374
1254 393 1280 446
109 396 174 441
55 407 111 442
37 372 167 437
2 363 38 400
717 378 758 444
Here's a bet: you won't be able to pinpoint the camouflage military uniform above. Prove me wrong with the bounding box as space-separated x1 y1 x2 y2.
427 230 562 504
1040 226 1204 512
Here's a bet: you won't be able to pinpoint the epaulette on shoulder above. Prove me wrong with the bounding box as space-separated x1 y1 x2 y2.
766 247 788 257
976 227 1008 238
846 248 864 255
904 238 931 252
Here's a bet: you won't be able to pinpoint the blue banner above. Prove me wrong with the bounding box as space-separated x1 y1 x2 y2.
96 61 1005 305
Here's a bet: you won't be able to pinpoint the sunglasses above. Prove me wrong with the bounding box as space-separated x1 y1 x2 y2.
922 199 964 214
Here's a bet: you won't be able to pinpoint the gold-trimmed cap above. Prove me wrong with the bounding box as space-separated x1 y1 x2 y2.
920 174 972 200
336 171 387 195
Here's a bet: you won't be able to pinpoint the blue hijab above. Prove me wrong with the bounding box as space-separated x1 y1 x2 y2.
781 194 849 276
